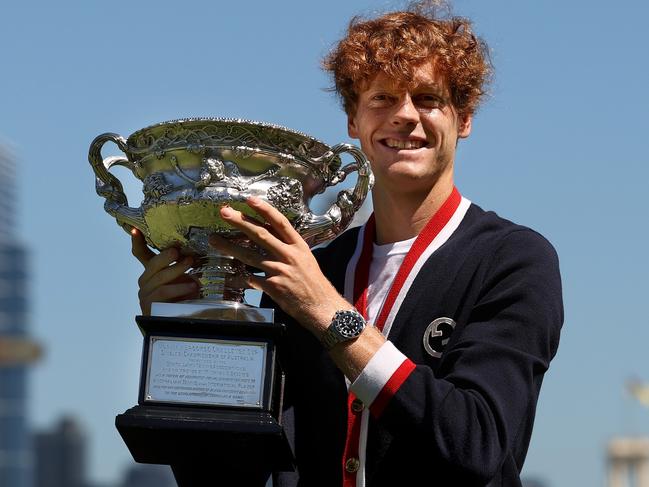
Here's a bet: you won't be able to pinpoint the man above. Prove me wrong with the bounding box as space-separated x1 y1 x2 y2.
133 4 563 486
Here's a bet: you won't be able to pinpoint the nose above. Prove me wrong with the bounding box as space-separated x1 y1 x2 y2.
391 94 419 126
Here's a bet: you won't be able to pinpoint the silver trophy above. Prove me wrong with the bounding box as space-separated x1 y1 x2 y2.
89 118 373 321
88 118 373 475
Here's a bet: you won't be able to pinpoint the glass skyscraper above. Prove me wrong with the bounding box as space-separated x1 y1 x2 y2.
0 146 40 487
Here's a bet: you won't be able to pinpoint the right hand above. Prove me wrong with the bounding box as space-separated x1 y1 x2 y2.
131 229 199 315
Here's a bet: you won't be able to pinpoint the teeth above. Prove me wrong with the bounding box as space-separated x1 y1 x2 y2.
384 138 425 149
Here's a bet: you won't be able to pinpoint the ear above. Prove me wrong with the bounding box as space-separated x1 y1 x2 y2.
347 114 359 139
457 113 472 139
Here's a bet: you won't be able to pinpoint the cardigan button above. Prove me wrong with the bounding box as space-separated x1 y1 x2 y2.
345 457 360 473
351 398 364 413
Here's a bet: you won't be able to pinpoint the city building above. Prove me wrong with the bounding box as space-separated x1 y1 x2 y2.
118 463 175 487
608 437 649 487
0 146 42 487
33 416 87 487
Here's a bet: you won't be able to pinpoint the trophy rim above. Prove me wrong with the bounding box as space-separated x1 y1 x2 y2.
126 117 332 153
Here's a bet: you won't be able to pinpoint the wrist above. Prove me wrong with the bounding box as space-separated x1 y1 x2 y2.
321 308 367 350
301 289 352 336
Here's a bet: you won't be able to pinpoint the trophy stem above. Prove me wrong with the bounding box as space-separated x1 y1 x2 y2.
151 251 273 322
191 252 246 303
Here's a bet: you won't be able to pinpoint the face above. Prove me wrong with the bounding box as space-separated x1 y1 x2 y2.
347 62 472 197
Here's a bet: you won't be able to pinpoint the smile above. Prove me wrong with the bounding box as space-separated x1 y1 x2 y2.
381 138 427 150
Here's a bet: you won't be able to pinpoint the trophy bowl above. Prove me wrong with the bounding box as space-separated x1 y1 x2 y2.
89 118 373 319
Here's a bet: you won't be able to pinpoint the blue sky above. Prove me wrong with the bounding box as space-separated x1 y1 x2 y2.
2 1 648 485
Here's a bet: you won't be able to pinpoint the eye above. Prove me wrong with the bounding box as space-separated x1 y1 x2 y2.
414 94 445 110
369 93 394 107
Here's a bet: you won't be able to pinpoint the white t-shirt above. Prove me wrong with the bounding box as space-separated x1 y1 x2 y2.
366 236 416 326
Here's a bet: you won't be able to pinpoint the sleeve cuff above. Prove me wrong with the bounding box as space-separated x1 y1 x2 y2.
350 341 416 416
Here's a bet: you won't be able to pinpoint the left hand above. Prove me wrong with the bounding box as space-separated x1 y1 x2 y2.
208 196 351 336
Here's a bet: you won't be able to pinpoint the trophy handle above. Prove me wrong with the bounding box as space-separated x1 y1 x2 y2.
301 143 374 246
88 133 149 237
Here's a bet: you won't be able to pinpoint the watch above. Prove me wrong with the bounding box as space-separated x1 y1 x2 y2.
322 309 367 350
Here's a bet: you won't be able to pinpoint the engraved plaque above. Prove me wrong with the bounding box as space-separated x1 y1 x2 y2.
144 336 267 408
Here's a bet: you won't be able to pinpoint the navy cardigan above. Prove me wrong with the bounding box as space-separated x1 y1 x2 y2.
266 203 563 487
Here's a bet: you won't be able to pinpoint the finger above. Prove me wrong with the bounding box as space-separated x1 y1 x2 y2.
140 281 199 314
131 228 156 265
208 234 275 272
246 196 302 244
139 255 194 294
154 276 201 302
219 206 288 255
246 274 266 292
138 248 182 287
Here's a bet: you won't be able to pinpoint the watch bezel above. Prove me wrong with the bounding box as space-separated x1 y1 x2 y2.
322 309 367 350
334 309 366 338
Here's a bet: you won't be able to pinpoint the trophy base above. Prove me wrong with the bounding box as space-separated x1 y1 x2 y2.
115 404 294 471
118 315 294 484
151 300 274 323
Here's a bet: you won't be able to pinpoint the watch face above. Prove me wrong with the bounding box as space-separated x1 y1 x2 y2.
335 311 365 338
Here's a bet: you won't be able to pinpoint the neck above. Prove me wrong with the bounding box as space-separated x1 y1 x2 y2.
371 177 455 245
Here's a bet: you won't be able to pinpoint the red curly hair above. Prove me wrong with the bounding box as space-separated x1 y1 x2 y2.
322 3 492 117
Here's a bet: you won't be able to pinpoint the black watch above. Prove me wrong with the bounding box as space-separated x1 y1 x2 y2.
322 309 366 350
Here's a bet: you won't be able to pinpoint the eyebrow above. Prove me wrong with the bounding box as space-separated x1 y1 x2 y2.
367 80 446 93
412 81 446 92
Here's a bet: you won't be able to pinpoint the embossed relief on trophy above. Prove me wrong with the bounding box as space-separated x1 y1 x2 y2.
89 119 373 309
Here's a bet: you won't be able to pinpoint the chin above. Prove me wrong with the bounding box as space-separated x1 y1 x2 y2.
376 172 435 194
375 163 452 195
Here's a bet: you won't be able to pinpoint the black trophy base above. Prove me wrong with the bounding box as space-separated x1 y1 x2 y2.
116 315 294 485
116 404 294 485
